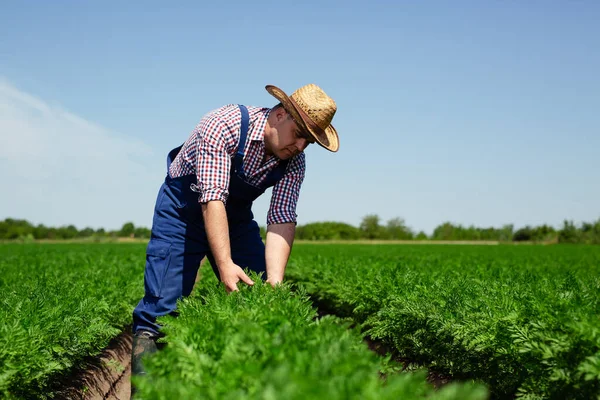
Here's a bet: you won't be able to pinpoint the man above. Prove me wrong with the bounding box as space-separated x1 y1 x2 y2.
130 83 339 386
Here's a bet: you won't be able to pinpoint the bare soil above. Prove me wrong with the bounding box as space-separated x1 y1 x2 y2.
54 329 132 400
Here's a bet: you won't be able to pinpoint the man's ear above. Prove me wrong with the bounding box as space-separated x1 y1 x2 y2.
275 106 288 122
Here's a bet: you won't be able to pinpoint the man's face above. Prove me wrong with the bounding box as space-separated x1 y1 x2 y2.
266 108 315 160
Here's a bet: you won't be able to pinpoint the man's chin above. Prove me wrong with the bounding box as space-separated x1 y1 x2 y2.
277 149 293 160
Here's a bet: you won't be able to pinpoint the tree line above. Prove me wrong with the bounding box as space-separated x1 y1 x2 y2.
286 215 600 244
0 220 150 241
2 215 599 244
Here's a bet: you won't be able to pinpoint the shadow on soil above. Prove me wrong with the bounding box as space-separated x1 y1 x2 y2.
50 326 133 399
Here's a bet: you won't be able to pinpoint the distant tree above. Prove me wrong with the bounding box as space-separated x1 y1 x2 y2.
1 219 33 240
57 225 78 239
579 220 600 244
134 227 151 239
432 222 456 240
531 224 557 242
78 227 95 238
415 231 428 240
119 222 135 238
385 217 414 240
360 214 383 239
47 228 58 240
0 220 7 239
513 226 532 241
1 216 597 244
296 222 360 240
33 224 50 239
333 223 361 240
554 218 599 244
589 218 600 244
498 224 514 241
559 220 580 243
581 222 593 233
432 222 515 241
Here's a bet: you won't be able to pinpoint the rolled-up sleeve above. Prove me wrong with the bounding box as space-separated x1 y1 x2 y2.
196 115 231 204
267 154 306 225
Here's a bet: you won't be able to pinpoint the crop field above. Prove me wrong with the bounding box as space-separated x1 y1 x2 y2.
0 243 598 399
0 244 144 399
285 244 600 399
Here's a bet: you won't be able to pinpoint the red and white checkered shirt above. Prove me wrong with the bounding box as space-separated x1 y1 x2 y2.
169 104 306 225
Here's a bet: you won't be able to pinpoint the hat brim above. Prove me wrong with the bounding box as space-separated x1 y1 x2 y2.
266 85 339 152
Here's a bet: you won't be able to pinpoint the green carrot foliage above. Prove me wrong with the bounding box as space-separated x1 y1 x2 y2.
135 271 487 399
0 243 145 399
286 244 600 399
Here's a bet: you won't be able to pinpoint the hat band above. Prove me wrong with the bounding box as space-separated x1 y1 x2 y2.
290 97 327 139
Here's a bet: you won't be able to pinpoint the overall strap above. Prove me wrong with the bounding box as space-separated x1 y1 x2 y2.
234 105 250 179
167 145 183 176
263 159 290 188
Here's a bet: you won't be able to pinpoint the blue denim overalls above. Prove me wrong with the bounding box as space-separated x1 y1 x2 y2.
132 105 289 335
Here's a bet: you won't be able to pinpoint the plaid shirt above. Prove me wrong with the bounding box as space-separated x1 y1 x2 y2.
169 104 306 225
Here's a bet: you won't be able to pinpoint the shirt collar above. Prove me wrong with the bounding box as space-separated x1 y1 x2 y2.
248 107 271 142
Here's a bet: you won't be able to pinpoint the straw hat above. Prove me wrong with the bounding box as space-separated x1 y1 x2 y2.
266 84 339 152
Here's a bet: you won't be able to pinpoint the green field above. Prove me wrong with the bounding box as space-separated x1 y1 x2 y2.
1 243 598 399
0 244 145 399
286 244 600 399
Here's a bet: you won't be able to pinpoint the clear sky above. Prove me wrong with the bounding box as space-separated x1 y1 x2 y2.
1 1 598 235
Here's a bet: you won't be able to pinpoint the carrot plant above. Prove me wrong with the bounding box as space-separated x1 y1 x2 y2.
286 244 600 399
0 243 146 399
134 271 487 399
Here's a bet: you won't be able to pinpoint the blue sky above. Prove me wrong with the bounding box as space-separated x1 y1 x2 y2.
1 1 598 235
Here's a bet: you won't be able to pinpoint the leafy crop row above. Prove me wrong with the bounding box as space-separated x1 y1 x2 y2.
134 271 488 399
0 243 145 399
285 244 600 399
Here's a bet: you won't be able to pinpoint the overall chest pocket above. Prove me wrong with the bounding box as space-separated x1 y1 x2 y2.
165 179 202 221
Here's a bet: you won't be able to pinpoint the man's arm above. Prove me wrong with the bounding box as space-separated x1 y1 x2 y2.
195 108 255 293
265 222 296 285
202 200 254 293
264 153 305 285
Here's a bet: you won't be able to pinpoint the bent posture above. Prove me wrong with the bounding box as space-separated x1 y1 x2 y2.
130 83 340 392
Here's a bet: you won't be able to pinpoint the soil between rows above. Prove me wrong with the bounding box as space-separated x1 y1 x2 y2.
53 328 132 400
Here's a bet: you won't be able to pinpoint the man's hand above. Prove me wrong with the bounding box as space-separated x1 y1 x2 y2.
265 277 282 288
218 261 254 293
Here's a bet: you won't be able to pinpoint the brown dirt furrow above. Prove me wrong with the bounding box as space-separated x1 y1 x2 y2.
84 329 132 400
53 328 132 400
